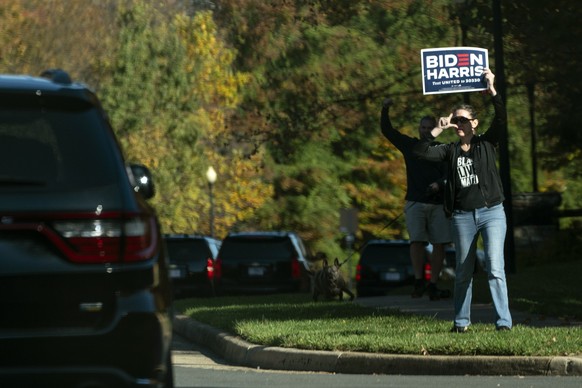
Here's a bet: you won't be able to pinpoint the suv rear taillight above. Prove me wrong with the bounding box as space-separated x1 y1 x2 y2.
48 213 158 263
206 257 222 280
355 263 362 282
424 262 432 281
291 256 301 279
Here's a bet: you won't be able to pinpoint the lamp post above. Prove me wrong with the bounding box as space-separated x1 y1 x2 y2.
206 166 217 238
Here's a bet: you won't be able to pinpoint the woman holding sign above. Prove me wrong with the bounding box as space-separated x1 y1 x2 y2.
413 68 512 333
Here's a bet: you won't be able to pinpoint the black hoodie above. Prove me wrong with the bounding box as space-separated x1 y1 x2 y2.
413 94 506 217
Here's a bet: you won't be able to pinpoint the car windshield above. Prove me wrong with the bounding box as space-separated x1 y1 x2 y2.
361 244 410 265
166 239 212 263
220 237 294 261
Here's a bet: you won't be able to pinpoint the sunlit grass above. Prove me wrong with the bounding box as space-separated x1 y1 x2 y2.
173 259 582 357
174 287 582 357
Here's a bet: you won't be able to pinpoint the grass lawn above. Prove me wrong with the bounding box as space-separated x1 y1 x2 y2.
173 259 582 357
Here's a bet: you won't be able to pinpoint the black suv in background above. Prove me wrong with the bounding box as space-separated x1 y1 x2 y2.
164 234 221 297
356 240 460 297
0 70 174 387
355 240 417 297
217 231 314 294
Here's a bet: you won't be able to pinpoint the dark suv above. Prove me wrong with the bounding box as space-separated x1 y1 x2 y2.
355 240 417 297
0 70 174 387
164 234 221 297
217 231 313 294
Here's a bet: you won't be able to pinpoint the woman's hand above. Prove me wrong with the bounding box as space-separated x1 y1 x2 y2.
482 68 497 96
439 113 455 129
431 113 455 137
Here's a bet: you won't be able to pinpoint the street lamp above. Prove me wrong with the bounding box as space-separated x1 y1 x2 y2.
206 166 217 238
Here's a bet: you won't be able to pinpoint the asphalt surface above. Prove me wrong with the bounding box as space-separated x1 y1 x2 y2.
173 294 582 376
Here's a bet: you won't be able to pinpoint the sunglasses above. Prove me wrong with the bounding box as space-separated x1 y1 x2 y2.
451 116 473 125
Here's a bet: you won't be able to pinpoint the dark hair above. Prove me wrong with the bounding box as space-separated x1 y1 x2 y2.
420 115 437 127
452 104 477 119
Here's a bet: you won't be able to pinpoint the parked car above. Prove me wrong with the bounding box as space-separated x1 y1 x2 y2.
216 231 314 294
0 70 174 387
355 240 416 297
356 240 482 297
164 234 221 297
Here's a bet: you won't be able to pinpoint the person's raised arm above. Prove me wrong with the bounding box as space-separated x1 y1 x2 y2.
480 68 506 145
380 97 410 150
483 68 497 96
380 97 395 138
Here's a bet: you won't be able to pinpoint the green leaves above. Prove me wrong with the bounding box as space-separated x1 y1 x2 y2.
2 0 580 248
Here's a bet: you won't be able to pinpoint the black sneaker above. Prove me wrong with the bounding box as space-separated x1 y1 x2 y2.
411 279 426 298
428 283 451 301
450 326 468 333
496 326 511 331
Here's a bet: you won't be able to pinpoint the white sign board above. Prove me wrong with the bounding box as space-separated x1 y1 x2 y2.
421 47 489 95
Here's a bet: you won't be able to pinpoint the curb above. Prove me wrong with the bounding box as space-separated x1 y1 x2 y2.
173 315 582 376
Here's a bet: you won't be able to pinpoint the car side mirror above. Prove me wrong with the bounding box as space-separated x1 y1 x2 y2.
128 163 155 199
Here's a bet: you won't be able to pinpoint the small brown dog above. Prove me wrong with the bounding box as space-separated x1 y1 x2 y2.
312 258 355 301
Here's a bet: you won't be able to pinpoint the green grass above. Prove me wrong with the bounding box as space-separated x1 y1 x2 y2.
174 260 582 357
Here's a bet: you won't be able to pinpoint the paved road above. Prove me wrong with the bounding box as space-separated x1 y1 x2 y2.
171 333 582 388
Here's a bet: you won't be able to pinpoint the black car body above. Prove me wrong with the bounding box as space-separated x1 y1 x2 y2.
164 234 221 297
355 240 417 297
0 71 174 387
356 240 462 296
217 231 313 294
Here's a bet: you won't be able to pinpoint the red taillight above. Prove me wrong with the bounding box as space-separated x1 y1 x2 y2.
48 213 158 263
291 256 301 279
355 263 362 282
206 258 214 280
0 212 158 263
424 262 432 281
207 257 222 281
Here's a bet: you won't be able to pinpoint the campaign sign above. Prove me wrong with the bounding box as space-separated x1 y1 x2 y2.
421 47 489 95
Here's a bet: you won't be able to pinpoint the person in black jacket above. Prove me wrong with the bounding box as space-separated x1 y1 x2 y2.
413 68 512 332
381 99 452 301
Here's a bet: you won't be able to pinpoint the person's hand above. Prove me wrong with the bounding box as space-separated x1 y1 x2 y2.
429 113 455 138
438 113 456 130
382 98 394 109
482 68 497 96
427 182 440 194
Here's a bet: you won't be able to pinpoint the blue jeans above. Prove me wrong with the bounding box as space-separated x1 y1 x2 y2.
451 204 512 329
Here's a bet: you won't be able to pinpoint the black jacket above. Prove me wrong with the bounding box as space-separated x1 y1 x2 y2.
413 94 506 217
380 106 447 204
